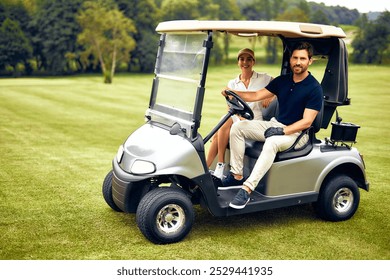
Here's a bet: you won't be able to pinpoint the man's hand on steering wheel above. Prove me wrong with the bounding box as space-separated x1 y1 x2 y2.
221 87 229 97
223 89 254 120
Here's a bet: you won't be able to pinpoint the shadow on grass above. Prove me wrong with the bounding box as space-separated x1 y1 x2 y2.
108 203 318 236
193 203 318 230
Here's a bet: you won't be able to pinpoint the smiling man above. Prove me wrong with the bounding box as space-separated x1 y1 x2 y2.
221 42 323 209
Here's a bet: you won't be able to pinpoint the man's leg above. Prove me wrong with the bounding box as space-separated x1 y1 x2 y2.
229 120 271 177
243 133 299 191
229 132 299 209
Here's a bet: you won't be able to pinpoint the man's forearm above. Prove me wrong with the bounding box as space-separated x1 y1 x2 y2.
224 88 274 102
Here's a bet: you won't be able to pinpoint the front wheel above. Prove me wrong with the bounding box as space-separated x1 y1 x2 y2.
102 170 122 212
315 175 360 221
136 187 194 244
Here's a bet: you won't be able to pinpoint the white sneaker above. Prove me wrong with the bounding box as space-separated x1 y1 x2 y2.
213 162 225 179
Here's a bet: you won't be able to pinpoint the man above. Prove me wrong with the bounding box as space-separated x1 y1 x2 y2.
222 42 323 209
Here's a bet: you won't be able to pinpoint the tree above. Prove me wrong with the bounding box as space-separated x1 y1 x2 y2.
204 0 240 20
297 0 310 15
0 0 34 74
352 11 390 64
29 0 83 74
374 11 390 64
240 0 286 64
77 1 137 83
198 0 219 20
276 7 309 22
308 2 359 25
161 0 200 20
0 2 6 24
268 0 286 64
211 0 242 62
241 0 271 21
310 9 330 25
116 0 161 73
0 18 32 73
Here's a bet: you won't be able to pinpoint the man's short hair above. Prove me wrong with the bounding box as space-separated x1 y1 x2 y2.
291 42 314 59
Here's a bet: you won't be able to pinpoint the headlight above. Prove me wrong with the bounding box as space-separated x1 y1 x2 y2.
130 160 156 175
116 145 124 163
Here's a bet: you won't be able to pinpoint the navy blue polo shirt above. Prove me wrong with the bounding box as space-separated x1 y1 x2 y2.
265 73 323 125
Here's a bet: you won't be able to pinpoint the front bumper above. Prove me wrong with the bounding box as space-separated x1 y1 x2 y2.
111 160 149 213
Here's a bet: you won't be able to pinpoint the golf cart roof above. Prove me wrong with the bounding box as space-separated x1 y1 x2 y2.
156 20 346 39
155 20 350 130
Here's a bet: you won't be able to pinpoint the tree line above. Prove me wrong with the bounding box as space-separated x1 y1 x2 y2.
0 0 389 82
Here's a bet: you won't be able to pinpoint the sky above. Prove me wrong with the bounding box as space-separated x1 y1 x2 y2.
308 0 389 13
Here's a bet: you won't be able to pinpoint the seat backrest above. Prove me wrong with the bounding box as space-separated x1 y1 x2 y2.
260 98 279 121
320 39 348 128
312 99 324 134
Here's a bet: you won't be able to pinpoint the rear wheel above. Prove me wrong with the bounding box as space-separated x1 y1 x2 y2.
315 175 360 221
102 170 122 212
136 187 194 244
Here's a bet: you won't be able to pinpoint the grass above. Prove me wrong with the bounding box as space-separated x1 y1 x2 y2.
0 64 389 260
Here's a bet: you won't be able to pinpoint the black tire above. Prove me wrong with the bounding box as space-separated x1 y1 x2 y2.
102 170 122 212
136 187 194 244
315 175 360 221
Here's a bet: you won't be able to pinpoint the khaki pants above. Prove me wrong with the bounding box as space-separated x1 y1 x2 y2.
229 117 308 191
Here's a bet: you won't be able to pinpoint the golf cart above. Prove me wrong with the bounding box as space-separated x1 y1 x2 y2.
102 20 369 244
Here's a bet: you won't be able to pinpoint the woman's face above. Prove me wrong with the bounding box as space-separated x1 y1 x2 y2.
238 54 255 71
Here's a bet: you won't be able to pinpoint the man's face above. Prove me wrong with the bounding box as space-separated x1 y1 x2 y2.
290 49 312 75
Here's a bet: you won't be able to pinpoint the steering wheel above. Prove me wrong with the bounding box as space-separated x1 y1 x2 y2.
224 90 254 120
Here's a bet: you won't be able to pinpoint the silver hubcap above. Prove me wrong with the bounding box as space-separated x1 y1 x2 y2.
333 187 354 214
156 204 185 234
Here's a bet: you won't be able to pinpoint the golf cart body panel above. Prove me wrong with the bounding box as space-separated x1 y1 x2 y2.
104 20 368 243
118 123 205 179
255 145 367 196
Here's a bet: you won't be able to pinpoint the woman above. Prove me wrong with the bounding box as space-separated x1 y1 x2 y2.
207 48 274 179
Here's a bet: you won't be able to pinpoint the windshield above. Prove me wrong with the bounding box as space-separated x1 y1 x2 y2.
147 33 209 138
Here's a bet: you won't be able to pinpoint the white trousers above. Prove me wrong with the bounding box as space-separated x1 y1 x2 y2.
229 118 308 191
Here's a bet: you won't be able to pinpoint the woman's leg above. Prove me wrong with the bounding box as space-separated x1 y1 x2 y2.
217 117 233 163
206 133 219 167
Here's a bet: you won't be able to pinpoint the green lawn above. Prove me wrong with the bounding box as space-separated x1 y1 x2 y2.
0 64 389 260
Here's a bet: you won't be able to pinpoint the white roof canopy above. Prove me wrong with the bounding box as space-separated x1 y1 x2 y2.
156 20 346 38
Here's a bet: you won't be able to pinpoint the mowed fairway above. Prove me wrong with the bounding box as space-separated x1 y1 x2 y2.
0 64 389 260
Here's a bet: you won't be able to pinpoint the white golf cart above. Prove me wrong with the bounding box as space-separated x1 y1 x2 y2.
102 20 369 244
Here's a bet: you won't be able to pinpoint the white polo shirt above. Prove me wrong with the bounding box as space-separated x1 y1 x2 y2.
227 71 273 121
